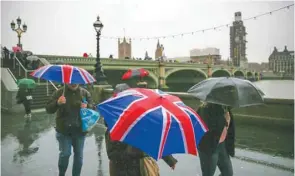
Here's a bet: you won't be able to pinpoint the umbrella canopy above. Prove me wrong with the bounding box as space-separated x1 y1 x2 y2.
187 77 264 108
97 88 208 160
121 68 149 80
83 53 88 58
30 64 96 84
26 55 39 61
17 78 36 89
12 46 21 53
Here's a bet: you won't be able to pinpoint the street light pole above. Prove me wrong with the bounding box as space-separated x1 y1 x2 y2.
93 16 108 85
10 17 27 49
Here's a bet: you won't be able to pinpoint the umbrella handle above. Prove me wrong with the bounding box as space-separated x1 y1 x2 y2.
63 85 65 96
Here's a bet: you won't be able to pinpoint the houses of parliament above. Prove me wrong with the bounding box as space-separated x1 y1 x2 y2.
117 37 164 60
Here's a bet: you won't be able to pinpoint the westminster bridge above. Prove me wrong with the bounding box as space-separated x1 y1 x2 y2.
37 55 259 91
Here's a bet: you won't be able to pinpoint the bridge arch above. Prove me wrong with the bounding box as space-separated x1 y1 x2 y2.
233 70 245 77
165 68 207 91
246 71 254 78
211 69 231 77
165 68 208 79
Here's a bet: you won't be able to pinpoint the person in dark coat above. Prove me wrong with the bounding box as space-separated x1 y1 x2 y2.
16 88 33 119
105 82 178 176
196 102 235 176
46 84 94 176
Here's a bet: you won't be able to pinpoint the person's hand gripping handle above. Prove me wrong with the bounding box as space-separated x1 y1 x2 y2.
57 95 66 105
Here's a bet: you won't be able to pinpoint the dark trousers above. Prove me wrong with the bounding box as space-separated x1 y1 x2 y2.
56 132 85 176
23 101 31 114
199 142 233 176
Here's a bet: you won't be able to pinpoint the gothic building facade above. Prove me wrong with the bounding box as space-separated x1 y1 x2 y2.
269 46 294 74
118 37 132 59
155 40 164 59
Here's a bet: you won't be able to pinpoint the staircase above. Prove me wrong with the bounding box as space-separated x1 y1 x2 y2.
1 52 58 110
31 83 57 109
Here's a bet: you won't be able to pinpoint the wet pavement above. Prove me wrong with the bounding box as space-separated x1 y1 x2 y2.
1 112 294 176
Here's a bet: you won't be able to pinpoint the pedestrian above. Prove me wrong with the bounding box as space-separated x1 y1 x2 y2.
105 82 178 176
45 84 94 176
196 102 235 176
16 88 33 120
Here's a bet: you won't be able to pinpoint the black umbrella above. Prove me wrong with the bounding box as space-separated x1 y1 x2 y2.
187 77 265 108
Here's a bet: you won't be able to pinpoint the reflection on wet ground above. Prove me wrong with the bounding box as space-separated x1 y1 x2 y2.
1 112 294 176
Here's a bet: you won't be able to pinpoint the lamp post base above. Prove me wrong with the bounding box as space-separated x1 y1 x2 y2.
90 84 113 103
95 73 109 85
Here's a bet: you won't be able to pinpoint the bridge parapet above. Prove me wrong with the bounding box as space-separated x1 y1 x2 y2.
34 54 259 86
36 55 217 68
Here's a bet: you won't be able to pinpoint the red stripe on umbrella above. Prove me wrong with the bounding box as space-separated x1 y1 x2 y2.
122 68 149 80
62 65 73 83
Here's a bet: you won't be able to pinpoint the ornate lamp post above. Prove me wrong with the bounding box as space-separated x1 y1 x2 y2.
11 17 27 49
93 16 108 85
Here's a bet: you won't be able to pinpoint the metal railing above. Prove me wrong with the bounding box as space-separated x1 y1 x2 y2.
13 55 34 78
13 55 58 95
6 68 17 82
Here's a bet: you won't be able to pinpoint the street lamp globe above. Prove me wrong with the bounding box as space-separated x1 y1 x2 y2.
17 17 21 25
23 23 27 32
93 16 103 32
10 21 16 30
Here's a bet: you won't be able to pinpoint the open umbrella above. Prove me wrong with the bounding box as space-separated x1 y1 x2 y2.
30 64 96 84
17 78 36 89
187 77 264 108
121 68 149 80
26 55 39 61
97 88 208 160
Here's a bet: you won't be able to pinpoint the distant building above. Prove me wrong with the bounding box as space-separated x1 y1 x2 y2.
230 12 247 67
118 37 132 59
155 40 164 59
168 56 191 63
144 51 152 60
248 62 262 72
260 62 269 71
245 62 269 72
190 47 221 64
269 46 294 74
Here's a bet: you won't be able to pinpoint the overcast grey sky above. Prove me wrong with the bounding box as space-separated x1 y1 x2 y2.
1 0 294 63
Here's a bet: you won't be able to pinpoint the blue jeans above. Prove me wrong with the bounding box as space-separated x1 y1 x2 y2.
56 132 86 176
198 142 233 176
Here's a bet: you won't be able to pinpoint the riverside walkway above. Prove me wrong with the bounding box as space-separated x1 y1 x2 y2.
1 112 294 176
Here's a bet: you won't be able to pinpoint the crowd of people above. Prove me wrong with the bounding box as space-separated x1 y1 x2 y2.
43 81 235 176
1 46 41 70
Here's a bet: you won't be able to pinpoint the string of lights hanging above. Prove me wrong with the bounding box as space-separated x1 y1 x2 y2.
101 4 294 41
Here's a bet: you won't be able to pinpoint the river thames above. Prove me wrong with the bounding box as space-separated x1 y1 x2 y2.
1 80 294 176
254 80 294 99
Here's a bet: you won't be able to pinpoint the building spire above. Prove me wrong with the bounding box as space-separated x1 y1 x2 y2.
123 28 126 43
157 39 160 48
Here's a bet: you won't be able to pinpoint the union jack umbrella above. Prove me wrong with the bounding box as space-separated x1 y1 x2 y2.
97 88 208 160
121 68 149 80
30 64 96 84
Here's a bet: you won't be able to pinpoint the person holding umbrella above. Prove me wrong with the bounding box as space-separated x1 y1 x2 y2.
196 103 234 176
105 83 178 176
30 64 96 176
16 78 36 120
187 77 265 176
